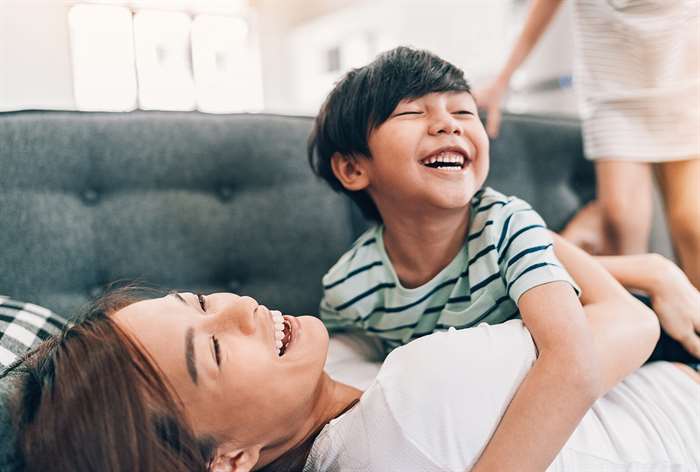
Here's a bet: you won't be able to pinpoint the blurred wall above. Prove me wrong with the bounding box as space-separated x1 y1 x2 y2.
0 0 76 110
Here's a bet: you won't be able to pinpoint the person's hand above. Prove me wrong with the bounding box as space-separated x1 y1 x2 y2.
473 78 509 138
649 256 700 359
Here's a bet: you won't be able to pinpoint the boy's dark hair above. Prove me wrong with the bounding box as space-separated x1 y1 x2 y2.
308 46 471 222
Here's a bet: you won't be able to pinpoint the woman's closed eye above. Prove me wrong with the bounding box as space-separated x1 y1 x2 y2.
453 110 474 116
196 293 222 367
211 336 221 367
394 110 422 116
196 293 207 311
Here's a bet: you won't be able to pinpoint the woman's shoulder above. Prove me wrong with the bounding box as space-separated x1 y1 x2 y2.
373 320 538 470
380 319 536 381
309 322 538 471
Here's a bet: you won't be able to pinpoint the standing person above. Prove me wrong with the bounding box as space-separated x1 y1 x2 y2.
475 0 700 288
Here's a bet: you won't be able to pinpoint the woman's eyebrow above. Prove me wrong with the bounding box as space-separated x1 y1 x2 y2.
168 292 199 385
185 327 198 385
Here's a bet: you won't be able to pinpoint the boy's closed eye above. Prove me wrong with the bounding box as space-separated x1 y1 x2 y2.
393 110 422 117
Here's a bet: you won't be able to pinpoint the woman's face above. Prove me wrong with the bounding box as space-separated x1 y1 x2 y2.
113 292 329 450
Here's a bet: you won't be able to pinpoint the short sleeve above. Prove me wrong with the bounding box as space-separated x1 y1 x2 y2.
494 199 581 303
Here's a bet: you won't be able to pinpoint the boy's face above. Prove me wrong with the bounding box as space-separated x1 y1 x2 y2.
361 91 489 219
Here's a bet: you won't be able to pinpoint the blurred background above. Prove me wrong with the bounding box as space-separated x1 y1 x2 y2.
0 0 577 117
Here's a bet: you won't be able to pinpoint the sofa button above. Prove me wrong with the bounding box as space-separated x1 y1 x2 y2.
82 189 99 205
219 186 234 201
228 279 241 291
89 286 103 298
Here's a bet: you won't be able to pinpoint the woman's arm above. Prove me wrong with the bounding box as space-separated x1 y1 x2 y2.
474 0 564 137
471 234 659 472
595 253 700 358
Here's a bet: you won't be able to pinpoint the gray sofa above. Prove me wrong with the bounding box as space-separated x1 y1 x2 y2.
0 110 592 469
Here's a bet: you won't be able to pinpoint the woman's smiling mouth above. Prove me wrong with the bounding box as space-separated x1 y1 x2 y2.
271 310 293 356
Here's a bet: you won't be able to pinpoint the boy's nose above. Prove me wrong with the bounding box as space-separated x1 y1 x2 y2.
429 116 462 136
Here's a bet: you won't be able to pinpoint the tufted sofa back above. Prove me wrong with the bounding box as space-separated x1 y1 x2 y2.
0 111 358 318
0 110 592 468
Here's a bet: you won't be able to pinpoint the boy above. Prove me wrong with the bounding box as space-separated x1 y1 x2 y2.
307 46 667 471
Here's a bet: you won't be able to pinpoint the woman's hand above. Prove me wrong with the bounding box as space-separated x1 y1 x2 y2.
649 257 700 359
473 79 509 138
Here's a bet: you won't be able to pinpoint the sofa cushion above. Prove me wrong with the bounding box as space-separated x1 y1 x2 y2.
1 296 67 371
0 297 67 470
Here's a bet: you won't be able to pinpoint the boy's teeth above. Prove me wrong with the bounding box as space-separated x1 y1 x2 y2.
421 151 465 168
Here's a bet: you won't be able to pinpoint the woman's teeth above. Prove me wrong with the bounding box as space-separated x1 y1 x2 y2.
271 310 291 356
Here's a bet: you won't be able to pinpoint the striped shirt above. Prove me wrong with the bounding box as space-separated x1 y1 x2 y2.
319 187 580 351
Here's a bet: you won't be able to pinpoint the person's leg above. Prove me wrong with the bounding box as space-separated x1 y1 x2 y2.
562 160 654 255
655 157 700 290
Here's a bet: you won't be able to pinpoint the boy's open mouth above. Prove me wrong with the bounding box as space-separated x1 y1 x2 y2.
420 148 470 171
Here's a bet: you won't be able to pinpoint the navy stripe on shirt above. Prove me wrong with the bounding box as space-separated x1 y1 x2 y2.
467 220 494 241
497 224 546 265
506 262 560 296
467 244 496 266
334 282 396 311
471 272 501 293
505 244 553 269
436 295 511 330
496 213 514 251
475 200 507 213
361 276 462 320
323 260 383 290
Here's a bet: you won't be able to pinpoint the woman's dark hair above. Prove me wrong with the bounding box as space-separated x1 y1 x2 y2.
308 46 471 222
8 288 217 472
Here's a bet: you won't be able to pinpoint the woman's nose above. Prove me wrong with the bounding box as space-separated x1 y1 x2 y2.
213 294 258 335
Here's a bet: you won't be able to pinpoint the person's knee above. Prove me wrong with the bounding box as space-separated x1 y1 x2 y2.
599 195 651 236
667 208 700 248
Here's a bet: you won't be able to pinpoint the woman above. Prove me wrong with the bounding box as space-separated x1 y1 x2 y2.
8 243 700 471
476 0 700 289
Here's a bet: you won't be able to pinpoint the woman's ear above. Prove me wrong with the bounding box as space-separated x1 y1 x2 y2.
210 444 261 472
330 152 370 191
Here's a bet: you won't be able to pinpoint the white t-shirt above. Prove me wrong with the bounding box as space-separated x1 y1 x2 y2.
305 320 700 471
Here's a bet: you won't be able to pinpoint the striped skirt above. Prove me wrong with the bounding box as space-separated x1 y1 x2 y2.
572 0 700 161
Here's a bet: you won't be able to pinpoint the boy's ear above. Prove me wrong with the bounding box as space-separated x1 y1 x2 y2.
210 443 261 472
330 152 370 191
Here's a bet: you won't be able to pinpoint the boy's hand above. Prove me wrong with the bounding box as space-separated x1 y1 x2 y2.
473 79 508 138
650 259 700 359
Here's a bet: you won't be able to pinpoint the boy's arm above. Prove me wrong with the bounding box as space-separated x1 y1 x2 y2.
471 236 659 472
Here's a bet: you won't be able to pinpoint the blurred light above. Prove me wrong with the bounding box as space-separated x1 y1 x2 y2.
133 10 196 110
192 14 264 113
68 4 138 111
